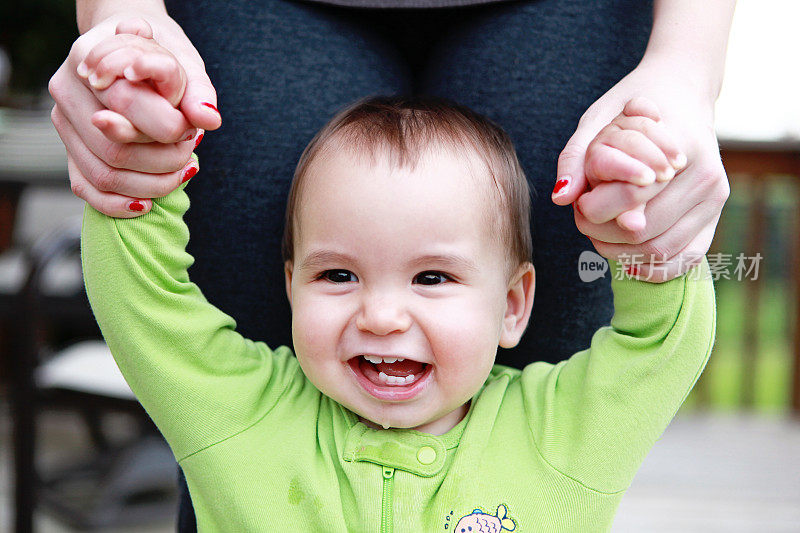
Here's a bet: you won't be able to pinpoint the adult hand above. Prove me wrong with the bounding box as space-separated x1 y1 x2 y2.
552 59 730 281
49 14 220 217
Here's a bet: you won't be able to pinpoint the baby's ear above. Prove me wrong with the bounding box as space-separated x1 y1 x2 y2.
284 261 294 307
499 263 535 349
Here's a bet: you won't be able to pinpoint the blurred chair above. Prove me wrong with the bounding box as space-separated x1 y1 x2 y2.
2 215 177 532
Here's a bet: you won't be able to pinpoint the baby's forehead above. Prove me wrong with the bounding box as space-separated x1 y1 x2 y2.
310 137 501 194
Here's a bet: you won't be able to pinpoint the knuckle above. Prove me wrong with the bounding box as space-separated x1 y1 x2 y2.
161 121 187 143
637 239 671 261
103 142 130 168
70 179 87 200
618 184 640 207
47 72 63 102
49 105 61 129
620 226 649 246
591 241 613 258
90 165 119 192
103 83 136 115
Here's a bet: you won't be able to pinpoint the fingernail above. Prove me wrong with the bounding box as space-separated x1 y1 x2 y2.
552 176 571 197
673 152 688 169
659 166 675 182
180 129 196 142
181 163 198 184
77 62 89 77
193 130 204 149
640 168 656 185
129 200 145 212
201 102 219 114
625 264 640 277
88 72 100 87
123 66 136 80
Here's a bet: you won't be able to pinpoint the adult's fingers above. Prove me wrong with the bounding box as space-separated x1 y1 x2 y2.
592 223 716 283
552 127 593 205
51 78 192 174
579 199 714 269
176 52 221 131
52 104 196 198
66 154 152 218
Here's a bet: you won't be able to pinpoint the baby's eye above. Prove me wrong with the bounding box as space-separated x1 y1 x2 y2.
320 269 357 283
414 271 451 286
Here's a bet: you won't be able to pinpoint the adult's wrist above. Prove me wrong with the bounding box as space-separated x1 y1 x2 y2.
77 0 168 33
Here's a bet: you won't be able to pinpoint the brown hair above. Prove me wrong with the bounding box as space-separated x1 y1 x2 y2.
282 96 532 272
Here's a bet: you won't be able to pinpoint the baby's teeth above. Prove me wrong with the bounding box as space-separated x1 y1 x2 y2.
377 372 417 386
383 357 397 364
363 355 382 364
396 358 405 362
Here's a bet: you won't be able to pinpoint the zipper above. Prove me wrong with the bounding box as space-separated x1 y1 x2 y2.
380 467 395 533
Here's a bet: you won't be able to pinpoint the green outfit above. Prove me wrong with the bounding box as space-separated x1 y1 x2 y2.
82 184 715 532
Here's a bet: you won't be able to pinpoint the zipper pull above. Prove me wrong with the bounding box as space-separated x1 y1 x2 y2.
383 467 394 479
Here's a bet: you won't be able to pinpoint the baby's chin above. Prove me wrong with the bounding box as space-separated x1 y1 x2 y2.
357 401 470 436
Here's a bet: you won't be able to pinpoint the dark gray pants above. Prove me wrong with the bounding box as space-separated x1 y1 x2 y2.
163 0 652 529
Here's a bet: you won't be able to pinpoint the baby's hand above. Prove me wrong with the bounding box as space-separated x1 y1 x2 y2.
76 20 191 143
582 97 686 231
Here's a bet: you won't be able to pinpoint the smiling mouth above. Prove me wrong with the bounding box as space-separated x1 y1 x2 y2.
348 355 432 400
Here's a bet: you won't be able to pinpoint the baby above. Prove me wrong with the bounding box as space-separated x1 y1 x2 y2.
79 29 715 532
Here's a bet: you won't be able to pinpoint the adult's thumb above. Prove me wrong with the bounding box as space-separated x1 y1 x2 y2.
552 134 590 206
180 67 221 131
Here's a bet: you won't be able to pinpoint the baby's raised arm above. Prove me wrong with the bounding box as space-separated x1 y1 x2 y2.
82 181 292 462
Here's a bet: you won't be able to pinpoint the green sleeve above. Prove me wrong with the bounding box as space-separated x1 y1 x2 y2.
523 260 716 493
81 184 296 461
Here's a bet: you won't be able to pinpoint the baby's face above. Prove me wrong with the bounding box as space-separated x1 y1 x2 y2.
285 147 530 434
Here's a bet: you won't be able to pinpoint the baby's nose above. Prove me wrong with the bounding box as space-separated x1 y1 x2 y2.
355 290 411 336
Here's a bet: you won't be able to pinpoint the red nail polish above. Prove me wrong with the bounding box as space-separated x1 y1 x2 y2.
552 177 570 196
193 131 204 149
129 201 145 212
181 165 198 183
625 264 640 276
201 102 219 114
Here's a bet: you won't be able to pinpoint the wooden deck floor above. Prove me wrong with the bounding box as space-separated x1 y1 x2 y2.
614 413 800 531
2 410 798 532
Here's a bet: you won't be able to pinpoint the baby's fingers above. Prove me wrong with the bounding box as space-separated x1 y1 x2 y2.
115 18 153 39
123 53 187 107
613 115 687 171
616 204 647 233
92 109 150 143
577 179 668 225
79 33 150 83
585 140 657 186
86 46 147 90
